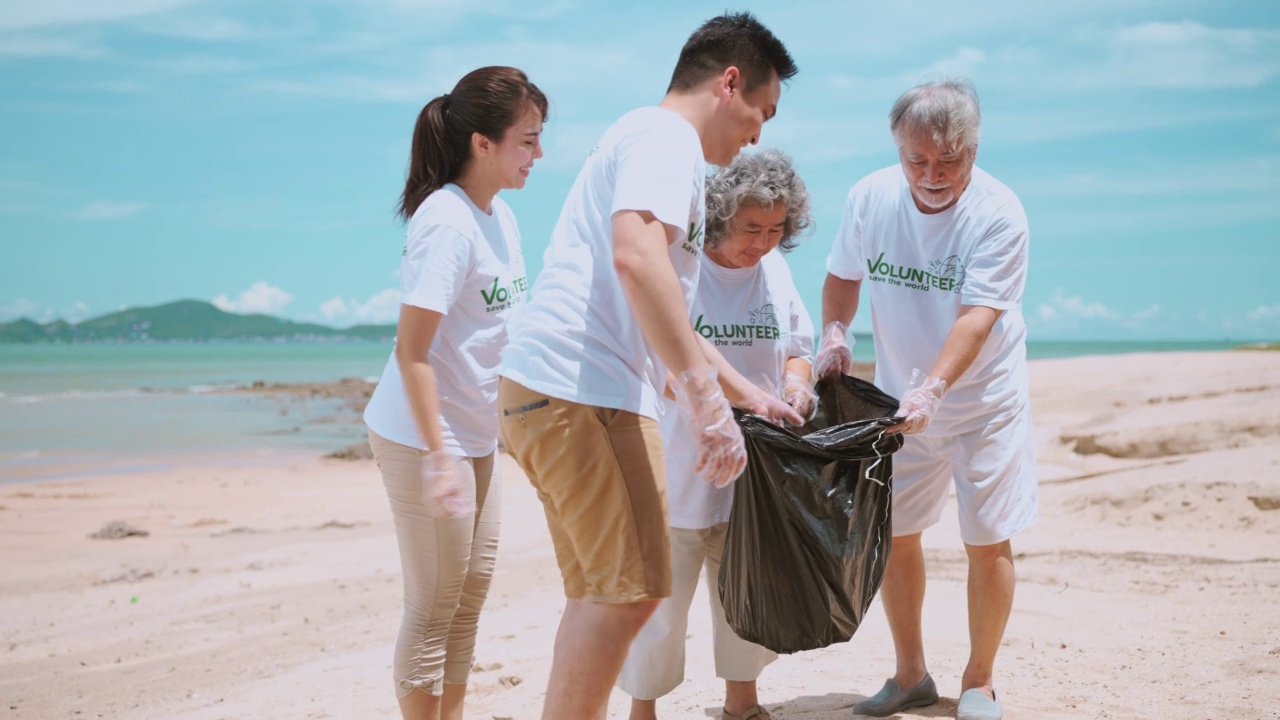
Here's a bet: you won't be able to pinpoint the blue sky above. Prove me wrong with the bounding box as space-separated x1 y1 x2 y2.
1 0 1277 341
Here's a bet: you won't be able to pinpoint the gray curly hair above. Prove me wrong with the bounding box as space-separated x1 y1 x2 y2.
704 148 812 252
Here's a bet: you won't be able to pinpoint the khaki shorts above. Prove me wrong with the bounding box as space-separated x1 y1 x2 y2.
499 378 670 603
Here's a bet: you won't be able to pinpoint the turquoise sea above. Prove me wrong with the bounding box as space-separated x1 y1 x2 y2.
0 342 394 482
0 338 1248 482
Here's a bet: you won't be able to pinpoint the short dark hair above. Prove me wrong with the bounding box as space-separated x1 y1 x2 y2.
667 12 797 94
398 66 548 220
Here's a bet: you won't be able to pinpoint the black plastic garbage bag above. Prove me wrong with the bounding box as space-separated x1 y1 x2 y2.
718 375 904 654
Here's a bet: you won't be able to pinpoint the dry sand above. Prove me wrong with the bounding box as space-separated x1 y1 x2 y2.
2 351 1278 719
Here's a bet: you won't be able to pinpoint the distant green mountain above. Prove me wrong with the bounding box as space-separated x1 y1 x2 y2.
0 299 398 343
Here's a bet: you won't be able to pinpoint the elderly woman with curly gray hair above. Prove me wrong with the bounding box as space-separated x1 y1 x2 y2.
616 148 816 720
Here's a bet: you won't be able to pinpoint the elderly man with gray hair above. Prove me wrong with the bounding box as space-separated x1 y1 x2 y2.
816 79 1036 720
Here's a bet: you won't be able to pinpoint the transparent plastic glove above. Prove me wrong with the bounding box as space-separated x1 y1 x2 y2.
782 372 818 421
672 366 746 488
422 450 474 518
741 380 805 427
813 321 855 381
887 368 948 435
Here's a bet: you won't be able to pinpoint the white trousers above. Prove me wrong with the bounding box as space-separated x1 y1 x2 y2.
617 524 777 700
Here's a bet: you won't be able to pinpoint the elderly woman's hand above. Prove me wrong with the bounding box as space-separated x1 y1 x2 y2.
741 386 805 427
782 373 818 421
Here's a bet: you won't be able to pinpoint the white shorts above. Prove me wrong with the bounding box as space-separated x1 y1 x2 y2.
891 408 1038 546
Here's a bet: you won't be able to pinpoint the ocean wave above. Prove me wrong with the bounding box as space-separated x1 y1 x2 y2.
0 389 150 404
0 383 251 404
188 384 235 394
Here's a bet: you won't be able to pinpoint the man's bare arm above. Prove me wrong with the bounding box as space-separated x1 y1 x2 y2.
613 210 707 377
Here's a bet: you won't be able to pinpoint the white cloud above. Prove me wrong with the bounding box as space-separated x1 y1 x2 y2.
343 0 574 23
0 35 102 58
1131 304 1162 322
1034 289 1182 338
319 296 349 321
1037 290 1116 322
137 15 277 42
1115 21 1270 50
212 282 294 315
1022 155 1279 199
919 47 987 79
163 55 251 74
0 298 92 323
0 0 201 32
70 201 145 220
0 298 41 321
244 36 639 106
1249 304 1280 322
247 75 429 104
92 80 149 94
316 288 400 325
1103 21 1280 90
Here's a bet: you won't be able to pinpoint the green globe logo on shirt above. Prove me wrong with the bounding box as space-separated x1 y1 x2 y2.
747 303 777 328
927 255 966 289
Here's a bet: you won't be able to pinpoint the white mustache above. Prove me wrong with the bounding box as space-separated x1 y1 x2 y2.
917 181 950 191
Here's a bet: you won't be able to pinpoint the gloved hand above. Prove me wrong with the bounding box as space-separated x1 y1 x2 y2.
422 449 474 517
740 382 806 427
813 321 854 381
886 368 948 435
672 366 747 488
782 372 818 421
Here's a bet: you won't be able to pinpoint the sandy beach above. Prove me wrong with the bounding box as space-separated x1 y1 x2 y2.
2 350 1278 720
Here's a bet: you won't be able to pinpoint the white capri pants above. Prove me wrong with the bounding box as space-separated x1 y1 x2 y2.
617 523 777 700
368 430 501 698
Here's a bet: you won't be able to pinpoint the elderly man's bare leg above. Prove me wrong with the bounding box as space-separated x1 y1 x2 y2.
542 598 661 720
962 539 1015 698
881 532 930 689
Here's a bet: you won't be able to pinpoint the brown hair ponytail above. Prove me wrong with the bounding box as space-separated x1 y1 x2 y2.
397 66 548 220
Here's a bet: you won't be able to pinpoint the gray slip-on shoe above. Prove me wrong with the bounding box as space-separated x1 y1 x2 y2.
852 673 939 717
956 688 1002 720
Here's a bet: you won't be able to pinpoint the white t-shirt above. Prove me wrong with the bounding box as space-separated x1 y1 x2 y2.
364 183 527 456
826 165 1030 435
664 251 815 529
500 107 707 420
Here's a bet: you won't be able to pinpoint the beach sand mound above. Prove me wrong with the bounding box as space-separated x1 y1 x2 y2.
1061 474 1278 535
1053 365 1280 459
1062 416 1280 458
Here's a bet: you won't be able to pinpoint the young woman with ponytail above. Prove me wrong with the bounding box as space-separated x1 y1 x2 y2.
362 66 546 720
